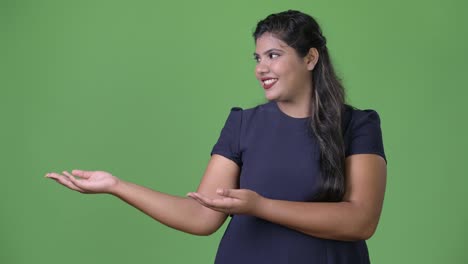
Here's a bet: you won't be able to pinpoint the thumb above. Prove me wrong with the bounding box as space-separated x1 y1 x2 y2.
71 169 93 179
216 188 243 198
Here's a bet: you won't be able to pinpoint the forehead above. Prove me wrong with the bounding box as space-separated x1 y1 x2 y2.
255 33 291 53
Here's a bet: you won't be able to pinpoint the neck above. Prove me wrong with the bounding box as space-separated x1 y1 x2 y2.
276 98 312 118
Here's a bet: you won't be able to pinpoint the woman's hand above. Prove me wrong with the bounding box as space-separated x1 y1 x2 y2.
45 170 120 194
187 188 265 216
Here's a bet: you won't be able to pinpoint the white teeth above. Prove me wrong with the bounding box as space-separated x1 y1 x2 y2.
263 78 278 85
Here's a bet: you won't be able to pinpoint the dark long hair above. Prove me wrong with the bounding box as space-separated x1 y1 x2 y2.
254 10 347 202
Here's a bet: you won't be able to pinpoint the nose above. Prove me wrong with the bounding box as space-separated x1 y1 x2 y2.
255 61 269 77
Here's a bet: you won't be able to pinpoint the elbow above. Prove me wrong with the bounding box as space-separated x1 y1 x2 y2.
344 205 382 241
354 226 376 241
160 218 221 236
177 205 225 236
189 226 218 236
349 220 379 241
339 228 374 242
184 220 222 236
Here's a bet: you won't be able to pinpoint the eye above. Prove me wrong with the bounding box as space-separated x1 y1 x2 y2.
253 55 260 63
269 53 280 59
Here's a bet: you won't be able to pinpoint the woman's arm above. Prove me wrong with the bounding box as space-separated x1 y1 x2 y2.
46 154 240 236
188 154 387 241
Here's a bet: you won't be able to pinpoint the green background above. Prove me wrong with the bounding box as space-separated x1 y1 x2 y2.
1 0 467 263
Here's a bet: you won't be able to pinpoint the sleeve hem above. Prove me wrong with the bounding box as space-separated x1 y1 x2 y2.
345 151 387 164
210 151 242 167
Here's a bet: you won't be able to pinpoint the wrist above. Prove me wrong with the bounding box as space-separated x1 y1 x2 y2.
254 195 272 218
108 178 125 196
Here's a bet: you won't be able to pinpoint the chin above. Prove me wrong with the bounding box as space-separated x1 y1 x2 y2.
264 91 279 101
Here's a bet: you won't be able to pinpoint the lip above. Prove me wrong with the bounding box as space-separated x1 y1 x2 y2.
260 77 278 90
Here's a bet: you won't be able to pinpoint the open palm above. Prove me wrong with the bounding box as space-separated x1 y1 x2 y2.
45 170 119 194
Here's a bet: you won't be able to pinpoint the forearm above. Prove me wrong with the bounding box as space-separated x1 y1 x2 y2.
255 198 378 241
110 180 222 236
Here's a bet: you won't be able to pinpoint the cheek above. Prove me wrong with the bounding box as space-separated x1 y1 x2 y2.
269 62 287 77
276 65 296 82
283 68 310 89
276 59 298 76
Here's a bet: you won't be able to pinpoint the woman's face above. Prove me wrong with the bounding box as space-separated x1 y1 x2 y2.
254 33 314 102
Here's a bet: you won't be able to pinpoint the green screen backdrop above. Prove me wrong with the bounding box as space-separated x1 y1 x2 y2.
1 0 467 263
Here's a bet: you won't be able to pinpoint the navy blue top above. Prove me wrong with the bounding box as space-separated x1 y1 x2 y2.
210 100 386 264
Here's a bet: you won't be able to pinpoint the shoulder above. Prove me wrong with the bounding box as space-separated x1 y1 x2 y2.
343 104 382 133
227 101 275 121
343 104 386 163
229 101 272 112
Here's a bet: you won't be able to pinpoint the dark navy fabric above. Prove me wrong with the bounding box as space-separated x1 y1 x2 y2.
210 100 386 264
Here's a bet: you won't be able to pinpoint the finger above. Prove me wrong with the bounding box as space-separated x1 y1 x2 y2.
216 188 243 198
63 172 88 188
48 173 83 191
46 173 86 192
65 174 86 189
45 172 70 182
188 193 224 209
57 176 85 192
71 169 92 179
45 172 60 180
53 178 86 193
187 193 212 207
187 194 230 214
60 171 82 188
204 204 230 214
62 171 77 179
190 192 234 210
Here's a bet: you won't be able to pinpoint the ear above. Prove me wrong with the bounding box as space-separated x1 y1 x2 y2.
304 48 319 71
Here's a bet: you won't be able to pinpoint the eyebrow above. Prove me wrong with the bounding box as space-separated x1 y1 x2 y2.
253 48 284 57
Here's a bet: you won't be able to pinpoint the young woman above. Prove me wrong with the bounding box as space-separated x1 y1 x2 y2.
45 10 387 264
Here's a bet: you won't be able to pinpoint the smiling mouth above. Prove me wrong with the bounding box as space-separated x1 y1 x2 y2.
262 78 278 89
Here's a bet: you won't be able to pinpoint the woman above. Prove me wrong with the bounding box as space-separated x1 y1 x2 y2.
45 10 387 263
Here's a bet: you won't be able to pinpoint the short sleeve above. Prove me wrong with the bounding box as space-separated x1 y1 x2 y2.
210 107 243 167
344 109 387 164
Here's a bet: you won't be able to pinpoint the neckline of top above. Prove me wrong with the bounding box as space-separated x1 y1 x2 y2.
269 100 310 121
